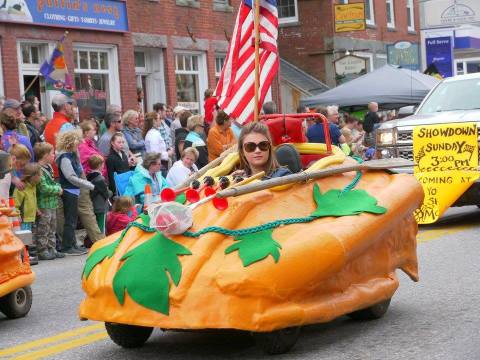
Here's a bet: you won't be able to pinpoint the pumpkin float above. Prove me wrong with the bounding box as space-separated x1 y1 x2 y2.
80 115 423 354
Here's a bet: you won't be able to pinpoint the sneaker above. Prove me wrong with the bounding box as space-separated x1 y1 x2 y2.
61 248 87 256
38 249 55 261
73 244 87 252
49 248 66 259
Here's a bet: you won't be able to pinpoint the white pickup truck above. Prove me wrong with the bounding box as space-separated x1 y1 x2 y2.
376 72 480 206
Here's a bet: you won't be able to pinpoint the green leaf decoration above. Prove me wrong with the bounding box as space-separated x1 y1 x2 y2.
225 229 282 267
310 184 387 218
112 233 192 314
175 192 187 204
83 238 121 279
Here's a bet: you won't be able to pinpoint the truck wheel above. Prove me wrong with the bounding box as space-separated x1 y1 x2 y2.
0 286 33 319
105 322 153 348
252 326 301 354
347 298 391 321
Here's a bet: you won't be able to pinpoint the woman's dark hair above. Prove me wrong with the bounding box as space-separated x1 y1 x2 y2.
238 122 278 176
22 103 36 118
215 110 230 126
142 112 158 138
314 106 328 124
344 115 359 125
0 111 18 130
179 111 192 128
153 103 166 112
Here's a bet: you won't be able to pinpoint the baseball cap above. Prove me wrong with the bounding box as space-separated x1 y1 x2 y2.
3 99 21 109
173 105 188 114
51 94 74 110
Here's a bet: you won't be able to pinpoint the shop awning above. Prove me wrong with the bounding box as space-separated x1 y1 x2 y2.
300 65 440 110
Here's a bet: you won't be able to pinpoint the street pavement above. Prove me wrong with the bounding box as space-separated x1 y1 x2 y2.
1 206 479 359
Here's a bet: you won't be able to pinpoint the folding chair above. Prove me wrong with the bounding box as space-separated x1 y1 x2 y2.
114 171 134 196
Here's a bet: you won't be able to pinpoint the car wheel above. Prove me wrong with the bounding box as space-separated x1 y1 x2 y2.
0 286 33 319
105 322 153 348
252 326 301 354
347 298 391 321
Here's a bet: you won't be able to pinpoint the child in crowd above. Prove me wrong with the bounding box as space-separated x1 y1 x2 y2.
13 163 42 231
106 196 138 236
56 130 94 256
34 142 64 260
9 144 31 193
86 155 111 235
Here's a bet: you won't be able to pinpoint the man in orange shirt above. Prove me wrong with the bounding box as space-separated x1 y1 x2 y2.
207 110 236 162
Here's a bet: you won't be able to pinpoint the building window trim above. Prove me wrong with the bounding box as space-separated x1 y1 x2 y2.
353 51 374 72
406 0 415 32
215 54 226 84
278 0 299 25
174 51 208 114
213 0 233 12
454 57 480 76
73 43 121 111
176 0 200 9
365 0 375 26
386 0 395 29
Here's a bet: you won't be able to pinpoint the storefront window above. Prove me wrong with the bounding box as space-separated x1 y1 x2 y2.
455 58 480 76
175 53 201 113
73 48 112 121
215 55 226 84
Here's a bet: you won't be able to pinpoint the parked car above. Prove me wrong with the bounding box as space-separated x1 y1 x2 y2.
376 72 480 206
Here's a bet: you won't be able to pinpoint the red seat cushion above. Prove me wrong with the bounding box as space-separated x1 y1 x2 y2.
264 117 307 146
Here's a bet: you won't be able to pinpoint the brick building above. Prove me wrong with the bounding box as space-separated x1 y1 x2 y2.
0 0 282 119
277 0 421 110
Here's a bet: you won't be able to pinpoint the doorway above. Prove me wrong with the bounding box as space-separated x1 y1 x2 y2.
23 75 42 112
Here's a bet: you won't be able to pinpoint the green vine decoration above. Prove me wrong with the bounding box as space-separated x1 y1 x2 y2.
82 213 155 279
113 232 191 315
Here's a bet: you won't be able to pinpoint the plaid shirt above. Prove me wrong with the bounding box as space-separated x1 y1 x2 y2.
158 121 173 149
37 164 62 209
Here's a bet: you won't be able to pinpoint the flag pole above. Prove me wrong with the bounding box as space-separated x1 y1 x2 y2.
253 0 261 122
21 31 69 99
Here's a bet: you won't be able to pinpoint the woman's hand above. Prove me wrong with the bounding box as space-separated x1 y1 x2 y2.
230 169 246 178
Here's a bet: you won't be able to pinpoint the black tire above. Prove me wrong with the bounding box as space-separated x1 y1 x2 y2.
0 286 33 319
105 322 153 348
252 326 301 355
347 298 391 321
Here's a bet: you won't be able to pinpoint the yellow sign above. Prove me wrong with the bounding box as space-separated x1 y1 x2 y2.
413 123 479 224
334 3 366 32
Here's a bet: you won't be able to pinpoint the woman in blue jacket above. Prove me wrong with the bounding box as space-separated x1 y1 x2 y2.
124 152 169 206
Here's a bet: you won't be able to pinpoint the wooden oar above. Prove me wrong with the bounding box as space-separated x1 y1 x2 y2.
216 158 414 199
175 145 237 190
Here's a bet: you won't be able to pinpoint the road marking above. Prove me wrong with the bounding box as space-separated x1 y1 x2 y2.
11 332 108 360
418 224 477 243
0 323 106 359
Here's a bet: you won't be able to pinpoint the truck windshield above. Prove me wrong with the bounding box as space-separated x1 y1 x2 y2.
417 78 480 114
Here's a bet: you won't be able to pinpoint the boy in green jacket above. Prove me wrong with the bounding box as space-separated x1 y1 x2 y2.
34 143 65 260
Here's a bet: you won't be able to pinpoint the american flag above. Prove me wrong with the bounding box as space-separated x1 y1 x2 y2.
215 0 279 125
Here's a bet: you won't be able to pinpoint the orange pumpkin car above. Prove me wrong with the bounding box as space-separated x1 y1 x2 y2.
80 116 423 354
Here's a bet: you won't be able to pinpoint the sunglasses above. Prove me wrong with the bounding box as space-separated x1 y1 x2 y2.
243 141 270 153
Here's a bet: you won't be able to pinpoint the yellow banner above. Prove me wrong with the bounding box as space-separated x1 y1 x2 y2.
413 123 479 224
334 3 366 33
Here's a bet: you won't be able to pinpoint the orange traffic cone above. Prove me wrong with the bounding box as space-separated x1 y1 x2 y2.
144 184 153 210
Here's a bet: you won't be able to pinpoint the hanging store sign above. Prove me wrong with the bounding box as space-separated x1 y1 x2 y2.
425 37 454 78
386 41 420 71
422 0 480 29
334 3 366 33
0 0 128 32
334 55 367 84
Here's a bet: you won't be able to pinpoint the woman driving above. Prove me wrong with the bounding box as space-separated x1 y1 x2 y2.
234 122 291 179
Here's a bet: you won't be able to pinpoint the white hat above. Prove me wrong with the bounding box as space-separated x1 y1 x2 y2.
173 105 188 114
